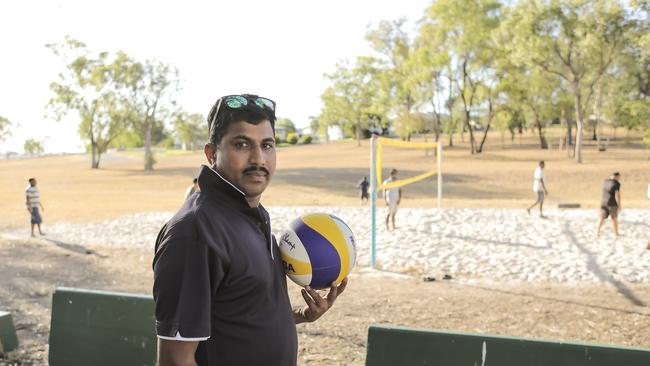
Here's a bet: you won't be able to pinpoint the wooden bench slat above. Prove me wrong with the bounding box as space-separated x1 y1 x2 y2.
366 325 650 366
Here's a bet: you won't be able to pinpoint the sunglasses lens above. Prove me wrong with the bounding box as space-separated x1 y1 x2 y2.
254 97 275 111
225 95 247 108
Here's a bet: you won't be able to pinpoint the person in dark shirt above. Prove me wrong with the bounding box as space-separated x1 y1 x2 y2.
597 172 622 237
357 176 370 203
153 94 348 366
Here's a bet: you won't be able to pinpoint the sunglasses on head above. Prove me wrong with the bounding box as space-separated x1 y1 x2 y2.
223 95 275 111
211 94 276 123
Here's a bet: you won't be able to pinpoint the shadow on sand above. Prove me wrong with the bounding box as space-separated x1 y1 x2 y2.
562 221 646 307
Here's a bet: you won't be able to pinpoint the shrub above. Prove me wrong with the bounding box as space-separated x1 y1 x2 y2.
287 132 298 145
299 135 312 144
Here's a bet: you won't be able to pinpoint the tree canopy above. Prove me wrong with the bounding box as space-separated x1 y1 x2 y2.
317 0 649 162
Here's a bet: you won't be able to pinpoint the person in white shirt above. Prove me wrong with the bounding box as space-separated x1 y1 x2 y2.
25 177 45 237
527 161 548 218
383 169 402 231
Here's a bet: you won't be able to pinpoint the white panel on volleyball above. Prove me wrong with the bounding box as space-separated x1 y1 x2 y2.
290 274 312 287
279 229 310 261
331 216 357 270
278 228 312 286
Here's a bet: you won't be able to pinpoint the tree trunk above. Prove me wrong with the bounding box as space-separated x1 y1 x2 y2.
566 119 573 147
448 132 454 147
91 143 99 169
595 86 603 150
477 123 491 153
535 118 548 149
477 100 493 153
144 121 154 171
355 120 361 147
573 89 584 163
464 109 476 154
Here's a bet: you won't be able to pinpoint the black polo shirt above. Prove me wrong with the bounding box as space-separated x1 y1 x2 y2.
153 165 297 366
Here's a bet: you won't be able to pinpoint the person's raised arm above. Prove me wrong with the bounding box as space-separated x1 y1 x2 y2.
157 339 199 366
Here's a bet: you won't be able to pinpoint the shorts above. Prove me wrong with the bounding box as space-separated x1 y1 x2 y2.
30 207 42 225
601 206 618 219
360 191 369 199
534 191 545 203
386 201 398 216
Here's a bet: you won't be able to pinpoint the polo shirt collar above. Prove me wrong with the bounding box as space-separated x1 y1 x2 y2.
197 164 249 204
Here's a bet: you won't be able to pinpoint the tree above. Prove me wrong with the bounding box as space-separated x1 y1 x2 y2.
419 0 502 154
174 112 204 151
493 23 562 150
366 19 419 140
276 118 297 133
320 57 385 146
118 58 180 171
0 115 11 143
505 0 630 163
412 25 451 142
47 37 129 168
24 139 44 156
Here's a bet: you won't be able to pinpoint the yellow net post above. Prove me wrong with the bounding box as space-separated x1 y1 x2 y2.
370 136 441 269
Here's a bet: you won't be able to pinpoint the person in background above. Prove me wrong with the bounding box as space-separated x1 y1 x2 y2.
184 177 200 200
357 176 370 204
383 169 402 231
527 160 548 218
597 172 622 237
25 177 45 237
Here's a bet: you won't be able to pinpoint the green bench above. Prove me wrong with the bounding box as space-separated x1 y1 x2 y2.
48 287 156 366
366 325 650 366
0 311 19 354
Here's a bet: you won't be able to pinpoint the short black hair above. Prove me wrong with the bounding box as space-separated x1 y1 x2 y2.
28 178 35 184
207 94 276 146
613 172 620 177
192 177 198 184
539 160 545 164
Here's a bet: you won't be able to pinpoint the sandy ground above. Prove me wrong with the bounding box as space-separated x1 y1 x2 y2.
1 134 649 365
1 207 650 365
1 238 649 365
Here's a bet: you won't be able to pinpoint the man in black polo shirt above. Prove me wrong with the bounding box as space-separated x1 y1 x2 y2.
153 94 347 366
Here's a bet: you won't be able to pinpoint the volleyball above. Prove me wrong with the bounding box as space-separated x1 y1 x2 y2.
278 213 357 289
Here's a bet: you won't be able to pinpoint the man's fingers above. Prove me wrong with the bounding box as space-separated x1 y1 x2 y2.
326 282 339 304
337 277 348 295
301 288 316 308
304 286 326 307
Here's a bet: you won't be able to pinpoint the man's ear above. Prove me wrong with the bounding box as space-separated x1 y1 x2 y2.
204 143 217 165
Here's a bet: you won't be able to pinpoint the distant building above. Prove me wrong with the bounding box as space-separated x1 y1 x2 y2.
327 125 344 141
275 126 290 140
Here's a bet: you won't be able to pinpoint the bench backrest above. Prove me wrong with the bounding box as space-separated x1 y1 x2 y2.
48 287 156 366
366 325 650 366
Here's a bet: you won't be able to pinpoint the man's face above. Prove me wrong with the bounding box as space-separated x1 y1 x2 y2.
540 162 545 169
30 179 37 187
207 120 276 201
614 174 621 181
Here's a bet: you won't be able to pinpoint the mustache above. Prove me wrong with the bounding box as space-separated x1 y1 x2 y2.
243 166 270 175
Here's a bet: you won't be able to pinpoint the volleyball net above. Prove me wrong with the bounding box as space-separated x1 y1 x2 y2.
370 136 442 268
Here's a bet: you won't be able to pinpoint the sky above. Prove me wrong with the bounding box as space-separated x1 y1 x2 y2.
0 0 429 154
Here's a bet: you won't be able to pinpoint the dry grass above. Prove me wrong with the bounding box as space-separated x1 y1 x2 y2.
1 129 648 228
1 129 649 365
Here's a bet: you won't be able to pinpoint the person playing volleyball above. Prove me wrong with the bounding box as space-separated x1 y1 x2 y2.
383 168 402 231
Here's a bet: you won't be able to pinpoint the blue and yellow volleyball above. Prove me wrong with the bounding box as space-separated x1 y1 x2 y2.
279 213 357 289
